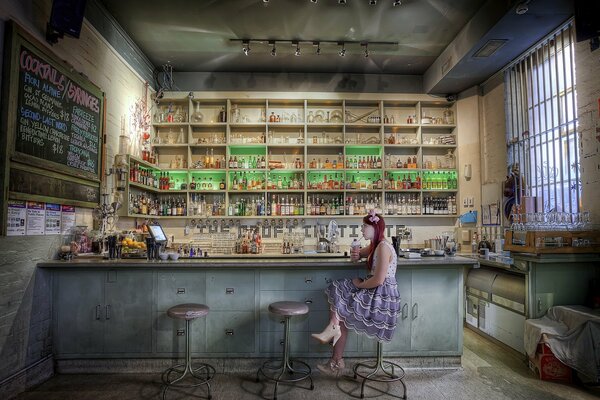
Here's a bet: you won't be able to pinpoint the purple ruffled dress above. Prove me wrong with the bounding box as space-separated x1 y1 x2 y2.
326 240 400 342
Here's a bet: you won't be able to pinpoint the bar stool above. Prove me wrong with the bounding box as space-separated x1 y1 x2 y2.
256 301 314 400
353 341 407 399
162 303 216 400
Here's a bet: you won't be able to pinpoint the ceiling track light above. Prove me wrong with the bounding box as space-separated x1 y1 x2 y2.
369 0 377 4
393 0 401 6
310 0 317 3
338 0 347 4
230 39 397 56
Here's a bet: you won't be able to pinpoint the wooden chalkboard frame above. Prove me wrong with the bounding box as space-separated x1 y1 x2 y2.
0 21 105 234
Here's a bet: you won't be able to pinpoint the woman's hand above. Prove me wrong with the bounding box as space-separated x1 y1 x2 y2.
350 247 361 262
352 277 363 288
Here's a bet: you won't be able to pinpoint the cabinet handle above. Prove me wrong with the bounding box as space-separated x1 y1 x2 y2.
412 303 418 320
177 288 186 294
402 303 408 320
95 305 101 320
279 339 285 346
280 319 285 324
176 329 185 336
105 305 111 320
304 298 313 304
305 278 312 284
226 288 235 295
225 329 234 336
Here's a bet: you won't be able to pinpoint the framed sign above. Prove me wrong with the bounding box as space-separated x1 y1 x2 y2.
1 21 105 234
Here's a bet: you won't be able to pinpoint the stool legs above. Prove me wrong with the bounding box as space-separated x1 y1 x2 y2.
352 341 407 399
162 319 216 400
256 315 314 400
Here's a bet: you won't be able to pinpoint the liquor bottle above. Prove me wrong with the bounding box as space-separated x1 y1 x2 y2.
220 178 226 190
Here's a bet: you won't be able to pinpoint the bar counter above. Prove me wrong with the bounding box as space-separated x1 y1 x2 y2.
38 255 476 371
38 254 476 268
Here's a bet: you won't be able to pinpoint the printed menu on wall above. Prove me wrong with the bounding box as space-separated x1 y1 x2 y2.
45 203 61 235
60 205 76 234
7 200 26 236
26 201 45 235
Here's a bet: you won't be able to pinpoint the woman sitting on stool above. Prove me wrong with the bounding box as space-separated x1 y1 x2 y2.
312 210 400 376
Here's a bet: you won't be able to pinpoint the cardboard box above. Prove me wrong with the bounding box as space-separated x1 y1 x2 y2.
529 340 572 383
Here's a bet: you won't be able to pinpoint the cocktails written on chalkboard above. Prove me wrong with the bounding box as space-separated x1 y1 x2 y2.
16 45 101 176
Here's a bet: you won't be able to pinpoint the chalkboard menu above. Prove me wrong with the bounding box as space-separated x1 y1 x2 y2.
16 44 102 176
3 23 104 182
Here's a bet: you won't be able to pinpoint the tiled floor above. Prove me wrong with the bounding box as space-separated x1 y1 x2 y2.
16 329 600 400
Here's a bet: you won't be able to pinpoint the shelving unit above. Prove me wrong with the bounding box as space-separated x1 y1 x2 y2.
122 96 459 219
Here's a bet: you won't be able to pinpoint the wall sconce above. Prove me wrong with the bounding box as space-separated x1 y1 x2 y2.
464 164 472 181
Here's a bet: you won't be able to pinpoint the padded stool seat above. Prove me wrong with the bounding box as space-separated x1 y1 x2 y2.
269 301 309 316
167 303 209 320
257 301 313 400
162 303 215 400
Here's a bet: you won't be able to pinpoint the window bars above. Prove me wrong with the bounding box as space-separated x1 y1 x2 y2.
504 20 580 213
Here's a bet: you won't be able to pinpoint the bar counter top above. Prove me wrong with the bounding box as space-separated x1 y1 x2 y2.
38 254 477 268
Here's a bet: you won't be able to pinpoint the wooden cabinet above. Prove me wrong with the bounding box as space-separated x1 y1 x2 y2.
53 270 153 356
123 94 459 220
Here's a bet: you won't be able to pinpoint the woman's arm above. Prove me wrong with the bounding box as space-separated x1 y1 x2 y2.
359 243 372 258
354 243 391 289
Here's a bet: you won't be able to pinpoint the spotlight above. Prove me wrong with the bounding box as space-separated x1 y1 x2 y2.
364 44 369 58
339 43 346 57
393 0 401 5
316 42 321 55
271 46 277 57
294 42 301 56
370 0 377 4
515 1 528 14
339 0 347 3
310 0 317 3
242 41 250 55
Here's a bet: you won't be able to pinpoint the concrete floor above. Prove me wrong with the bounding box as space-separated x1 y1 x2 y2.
16 329 600 400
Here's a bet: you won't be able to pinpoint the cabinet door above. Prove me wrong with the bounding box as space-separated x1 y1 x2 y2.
104 270 153 353
206 270 255 311
410 268 460 352
260 270 317 291
54 271 104 355
206 311 255 353
155 311 207 354
157 271 206 312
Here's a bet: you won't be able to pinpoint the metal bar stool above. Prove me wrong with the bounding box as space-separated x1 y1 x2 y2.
353 341 407 399
256 301 314 400
162 303 216 400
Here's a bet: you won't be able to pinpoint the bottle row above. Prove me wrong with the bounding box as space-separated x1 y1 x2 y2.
152 98 455 127
126 192 458 218
130 161 457 190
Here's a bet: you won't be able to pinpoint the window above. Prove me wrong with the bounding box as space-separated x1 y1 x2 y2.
505 21 580 213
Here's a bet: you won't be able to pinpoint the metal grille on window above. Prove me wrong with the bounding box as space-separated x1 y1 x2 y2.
504 20 580 214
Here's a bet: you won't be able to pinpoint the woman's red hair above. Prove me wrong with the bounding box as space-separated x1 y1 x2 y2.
362 213 386 271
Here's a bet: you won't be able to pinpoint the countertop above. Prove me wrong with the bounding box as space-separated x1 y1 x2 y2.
38 254 477 269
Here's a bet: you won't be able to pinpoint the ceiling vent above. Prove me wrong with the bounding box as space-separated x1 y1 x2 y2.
473 39 508 58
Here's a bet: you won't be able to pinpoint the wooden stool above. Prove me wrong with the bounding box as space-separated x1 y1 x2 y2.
353 340 407 399
256 301 314 400
162 303 215 400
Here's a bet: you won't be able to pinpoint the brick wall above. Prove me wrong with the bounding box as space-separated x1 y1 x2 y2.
0 0 146 397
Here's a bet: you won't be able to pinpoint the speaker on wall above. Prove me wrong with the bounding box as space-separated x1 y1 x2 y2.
574 0 600 42
46 0 87 44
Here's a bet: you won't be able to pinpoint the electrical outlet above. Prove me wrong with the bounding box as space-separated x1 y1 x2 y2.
467 196 474 207
463 197 469 207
